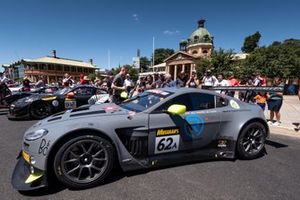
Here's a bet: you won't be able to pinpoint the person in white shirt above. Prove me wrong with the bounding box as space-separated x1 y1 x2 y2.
202 69 217 89
214 74 229 94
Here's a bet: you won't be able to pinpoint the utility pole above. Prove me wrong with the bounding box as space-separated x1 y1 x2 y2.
152 37 155 66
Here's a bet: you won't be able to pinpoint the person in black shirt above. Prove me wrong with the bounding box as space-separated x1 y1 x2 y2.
111 66 128 103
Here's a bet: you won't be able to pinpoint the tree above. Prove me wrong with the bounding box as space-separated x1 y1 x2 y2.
87 73 96 81
111 65 139 81
152 48 175 65
195 48 236 78
140 56 151 72
241 39 300 79
241 31 261 53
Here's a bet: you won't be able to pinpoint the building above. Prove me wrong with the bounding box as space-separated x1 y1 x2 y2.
165 19 214 79
6 51 96 83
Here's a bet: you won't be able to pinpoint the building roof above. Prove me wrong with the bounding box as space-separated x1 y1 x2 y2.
187 19 213 45
15 56 96 68
150 62 166 69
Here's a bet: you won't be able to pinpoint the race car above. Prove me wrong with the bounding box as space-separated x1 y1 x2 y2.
1 86 58 108
8 85 107 119
12 88 269 191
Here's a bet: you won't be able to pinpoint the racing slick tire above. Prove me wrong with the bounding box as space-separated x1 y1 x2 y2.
53 135 115 189
30 101 52 119
237 122 267 160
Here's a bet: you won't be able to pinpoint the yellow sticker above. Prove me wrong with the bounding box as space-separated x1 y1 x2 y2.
42 96 57 101
22 151 30 163
156 128 179 136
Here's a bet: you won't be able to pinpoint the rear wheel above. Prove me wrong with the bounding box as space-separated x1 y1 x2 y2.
30 101 52 119
53 135 114 189
237 122 267 159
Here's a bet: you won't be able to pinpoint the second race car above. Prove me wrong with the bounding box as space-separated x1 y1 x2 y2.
8 85 107 119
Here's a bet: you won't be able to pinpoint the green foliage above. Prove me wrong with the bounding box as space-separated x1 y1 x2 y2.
140 56 151 72
242 39 300 79
87 73 96 81
241 31 261 53
152 48 175 65
111 65 139 81
195 48 236 78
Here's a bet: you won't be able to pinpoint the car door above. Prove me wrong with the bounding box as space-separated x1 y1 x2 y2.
148 92 220 156
73 87 94 107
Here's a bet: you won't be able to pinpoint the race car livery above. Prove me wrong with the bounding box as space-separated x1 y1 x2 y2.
11 88 269 191
8 85 107 119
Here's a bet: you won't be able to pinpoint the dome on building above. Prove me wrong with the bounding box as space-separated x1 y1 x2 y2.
187 19 213 45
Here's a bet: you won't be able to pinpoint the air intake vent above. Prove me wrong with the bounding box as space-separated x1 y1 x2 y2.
48 116 62 122
70 110 105 117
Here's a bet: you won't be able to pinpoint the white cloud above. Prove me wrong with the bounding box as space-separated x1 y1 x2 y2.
132 14 139 21
163 30 180 36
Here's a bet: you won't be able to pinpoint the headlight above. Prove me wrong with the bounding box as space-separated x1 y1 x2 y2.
25 129 48 141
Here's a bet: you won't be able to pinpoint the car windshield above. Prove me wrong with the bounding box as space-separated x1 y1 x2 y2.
54 88 71 95
119 90 173 112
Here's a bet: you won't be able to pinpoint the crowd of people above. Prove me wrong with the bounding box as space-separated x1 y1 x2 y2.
1 67 300 126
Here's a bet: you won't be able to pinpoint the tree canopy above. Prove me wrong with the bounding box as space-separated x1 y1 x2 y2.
241 31 261 53
152 48 175 65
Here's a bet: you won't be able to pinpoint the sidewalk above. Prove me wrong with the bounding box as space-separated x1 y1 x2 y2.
264 95 300 132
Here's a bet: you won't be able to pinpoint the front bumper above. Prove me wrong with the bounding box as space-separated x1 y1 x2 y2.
11 153 47 191
8 105 30 119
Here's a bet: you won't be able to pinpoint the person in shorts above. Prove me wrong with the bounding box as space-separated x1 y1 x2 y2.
267 77 284 126
111 66 128 104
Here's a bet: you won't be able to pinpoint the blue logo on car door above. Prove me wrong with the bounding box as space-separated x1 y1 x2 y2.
184 114 205 138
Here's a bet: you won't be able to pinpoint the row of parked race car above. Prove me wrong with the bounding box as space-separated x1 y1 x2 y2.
0 85 109 119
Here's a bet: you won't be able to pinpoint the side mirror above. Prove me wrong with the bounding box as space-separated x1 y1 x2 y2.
167 104 186 115
66 92 75 98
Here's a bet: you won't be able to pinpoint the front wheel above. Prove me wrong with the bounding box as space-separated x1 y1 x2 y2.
237 122 267 160
53 135 115 189
30 101 52 119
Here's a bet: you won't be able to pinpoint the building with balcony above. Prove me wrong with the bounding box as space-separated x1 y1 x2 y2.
6 51 96 83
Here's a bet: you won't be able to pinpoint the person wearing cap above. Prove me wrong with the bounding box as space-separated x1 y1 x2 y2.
202 69 217 89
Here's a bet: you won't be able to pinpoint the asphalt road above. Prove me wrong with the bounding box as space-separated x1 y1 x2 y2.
1 111 300 200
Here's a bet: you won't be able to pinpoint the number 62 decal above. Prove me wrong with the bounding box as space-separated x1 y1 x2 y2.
155 135 180 154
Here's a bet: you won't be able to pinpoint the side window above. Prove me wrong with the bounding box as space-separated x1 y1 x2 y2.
216 96 228 108
191 93 215 110
73 88 93 95
96 88 106 95
155 94 193 112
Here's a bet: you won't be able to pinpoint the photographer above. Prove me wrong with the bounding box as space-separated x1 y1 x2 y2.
186 71 200 88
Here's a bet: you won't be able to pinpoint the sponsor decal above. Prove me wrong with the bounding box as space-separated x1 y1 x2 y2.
52 100 59 107
155 128 180 154
103 106 118 112
230 100 240 109
217 140 227 148
38 139 50 156
156 128 179 137
183 114 205 138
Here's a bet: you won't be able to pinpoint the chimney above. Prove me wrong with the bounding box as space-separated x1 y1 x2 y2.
52 50 57 58
89 59 93 65
198 19 205 28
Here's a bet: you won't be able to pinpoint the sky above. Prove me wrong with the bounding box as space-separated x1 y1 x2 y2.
0 0 299 71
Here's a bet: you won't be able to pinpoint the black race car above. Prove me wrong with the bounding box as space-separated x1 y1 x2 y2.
1 86 59 108
8 85 107 120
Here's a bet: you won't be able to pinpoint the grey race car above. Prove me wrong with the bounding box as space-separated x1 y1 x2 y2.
12 87 269 191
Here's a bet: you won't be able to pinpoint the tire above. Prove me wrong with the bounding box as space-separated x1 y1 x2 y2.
30 101 52 119
237 122 267 160
53 135 115 189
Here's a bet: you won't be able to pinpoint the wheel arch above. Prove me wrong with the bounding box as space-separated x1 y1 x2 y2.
45 128 120 182
239 118 269 139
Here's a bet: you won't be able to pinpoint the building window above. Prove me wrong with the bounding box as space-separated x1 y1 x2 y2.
192 50 198 55
64 66 70 71
56 65 62 71
84 68 88 73
202 49 208 54
71 66 76 72
78 68 83 72
48 64 55 70
194 36 199 42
